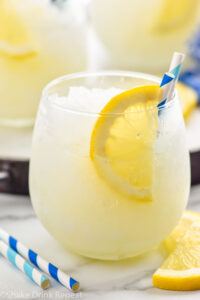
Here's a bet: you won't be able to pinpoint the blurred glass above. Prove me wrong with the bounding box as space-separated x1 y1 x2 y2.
0 0 87 127
91 0 200 73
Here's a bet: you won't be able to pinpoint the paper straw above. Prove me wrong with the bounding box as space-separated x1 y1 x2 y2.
0 239 50 289
0 228 79 292
169 52 185 82
167 52 185 101
157 72 175 108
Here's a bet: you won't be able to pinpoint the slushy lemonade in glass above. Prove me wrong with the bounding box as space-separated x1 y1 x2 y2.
30 71 190 260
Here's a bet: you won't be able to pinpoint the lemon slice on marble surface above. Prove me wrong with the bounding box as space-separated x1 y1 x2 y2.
153 210 200 291
153 0 198 33
164 210 200 252
90 85 160 201
0 0 37 58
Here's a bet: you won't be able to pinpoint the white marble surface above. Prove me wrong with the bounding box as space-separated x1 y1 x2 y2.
0 186 200 300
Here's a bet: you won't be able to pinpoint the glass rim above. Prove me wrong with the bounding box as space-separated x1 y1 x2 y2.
42 70 176 116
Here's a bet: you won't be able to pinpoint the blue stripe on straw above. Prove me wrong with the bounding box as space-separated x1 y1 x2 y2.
160 73 174 87
23 261 33 280
170 64 182 80
28 249 39 269
48 263 59 282
7 247 17 266
69 277 79 289
157 99 167 108
9 236 18 253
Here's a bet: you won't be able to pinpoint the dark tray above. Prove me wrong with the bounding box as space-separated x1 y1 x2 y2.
0 159 29 195
0 151 200 196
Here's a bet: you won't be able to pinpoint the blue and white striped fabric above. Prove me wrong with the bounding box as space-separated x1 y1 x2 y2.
0 228 79 292
0 239 49 289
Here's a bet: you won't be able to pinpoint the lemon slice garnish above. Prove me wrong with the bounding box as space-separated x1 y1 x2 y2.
0 0 37 58
153 210 200 291
90 85 161 201
153 0 198 34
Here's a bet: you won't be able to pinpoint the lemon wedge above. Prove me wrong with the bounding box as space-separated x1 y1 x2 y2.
177 83 198 120
0 0 37 58
153 0 198 34
153 210 200 291
90 85 160 201
164 210 200 252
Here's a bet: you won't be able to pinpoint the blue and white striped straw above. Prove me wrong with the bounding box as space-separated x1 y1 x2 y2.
157 72 175 108
157 52 185 108
168 52 185 100
0 228 79 292
169 52 185 82
0 239 50 289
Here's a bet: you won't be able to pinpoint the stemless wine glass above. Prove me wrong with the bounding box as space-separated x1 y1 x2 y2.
29 71 190 260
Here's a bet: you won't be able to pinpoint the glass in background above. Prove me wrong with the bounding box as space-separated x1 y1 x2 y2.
90 0 200 74
0 0 87 126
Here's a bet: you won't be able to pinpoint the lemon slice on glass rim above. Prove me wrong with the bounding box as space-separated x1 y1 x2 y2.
90 85 161 202
0 0 37 58
153 210 200 291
